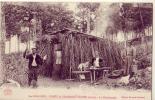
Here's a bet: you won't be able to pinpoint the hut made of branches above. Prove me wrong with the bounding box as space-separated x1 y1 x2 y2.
36 28 123 79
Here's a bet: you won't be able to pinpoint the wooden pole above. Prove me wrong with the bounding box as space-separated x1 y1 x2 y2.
70 34 73 79
66 33 74 81
80 37 82 62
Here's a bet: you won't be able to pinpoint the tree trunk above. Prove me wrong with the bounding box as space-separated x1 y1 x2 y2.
0 2 6 82
139 9 148 54
17 34 20 52
124 32 128 50
26 41 28 50
28 30 30 50
86 9 91 34
123 31 128 75
9 37 11 53
33 13 37 41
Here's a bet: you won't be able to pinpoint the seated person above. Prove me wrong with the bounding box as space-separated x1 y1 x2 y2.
78 61 89 71
77 61 90 80
91 57 104 68
94 57 100 67
91 57 105 78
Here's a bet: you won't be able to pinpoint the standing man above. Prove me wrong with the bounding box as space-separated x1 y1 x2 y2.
23 47 46 87
126 42 136 75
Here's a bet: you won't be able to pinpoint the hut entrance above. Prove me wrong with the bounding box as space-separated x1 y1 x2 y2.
52 43 62 80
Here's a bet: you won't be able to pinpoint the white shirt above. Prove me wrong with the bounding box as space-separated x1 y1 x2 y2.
32 54 37 66
94 57 100 67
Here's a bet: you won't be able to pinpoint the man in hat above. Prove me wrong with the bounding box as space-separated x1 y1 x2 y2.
125 42 136 75
23 47 46 87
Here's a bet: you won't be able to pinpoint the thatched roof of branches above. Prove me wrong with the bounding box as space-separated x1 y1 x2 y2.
36 28 110 43
35 34 57 42
128 35 152 45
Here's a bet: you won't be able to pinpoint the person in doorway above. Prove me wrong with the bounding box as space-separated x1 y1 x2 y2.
52 50 62 80
23 47 47 87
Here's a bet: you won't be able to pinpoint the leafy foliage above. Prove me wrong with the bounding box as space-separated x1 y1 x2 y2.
3 4 27 38
111 3 153 34
37 4 75 33
2 3 75 41
77 3 100 12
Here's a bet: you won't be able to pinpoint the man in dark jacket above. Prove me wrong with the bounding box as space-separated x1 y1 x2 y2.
23 47 45 87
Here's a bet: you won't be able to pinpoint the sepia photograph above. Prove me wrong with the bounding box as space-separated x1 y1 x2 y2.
0 1 153 100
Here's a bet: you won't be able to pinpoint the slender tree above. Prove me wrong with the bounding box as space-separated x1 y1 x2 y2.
77 3 100 34
0 2 6 82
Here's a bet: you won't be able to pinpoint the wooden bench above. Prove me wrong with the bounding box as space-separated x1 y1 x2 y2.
72 71 92 81
89 67 111 83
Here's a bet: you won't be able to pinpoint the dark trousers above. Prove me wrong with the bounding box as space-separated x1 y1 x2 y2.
52 64 61 80
126 56 133 75
28 67 38 86
129 72 135 79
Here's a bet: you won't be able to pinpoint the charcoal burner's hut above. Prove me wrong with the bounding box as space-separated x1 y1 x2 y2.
36 28 123 79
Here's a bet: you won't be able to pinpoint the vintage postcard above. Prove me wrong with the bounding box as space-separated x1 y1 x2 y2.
0 0 154 100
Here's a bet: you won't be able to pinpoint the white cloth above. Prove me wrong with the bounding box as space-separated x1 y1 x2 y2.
32 54 37 66
43 55 47 60
94 57 100 67
56 51 62 64
118 75 130 85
